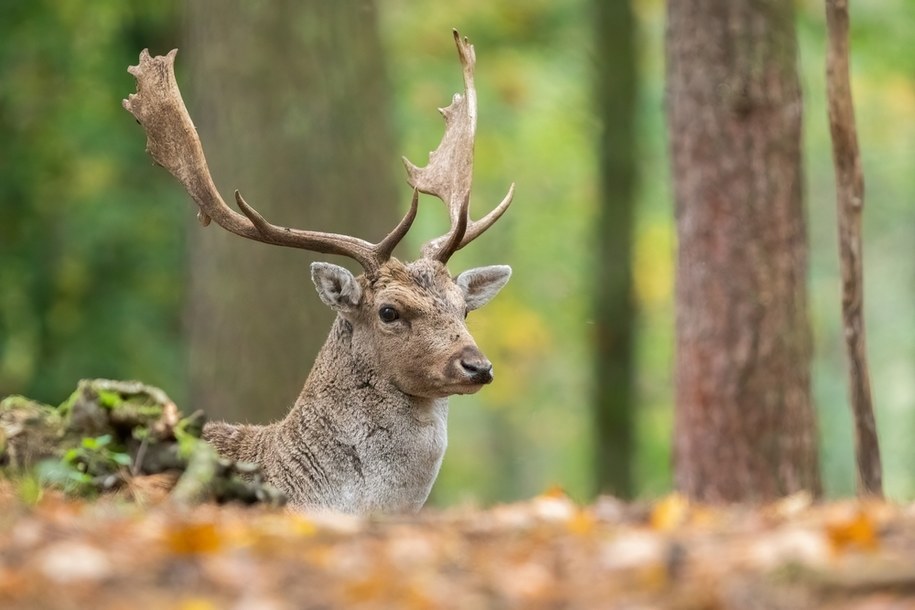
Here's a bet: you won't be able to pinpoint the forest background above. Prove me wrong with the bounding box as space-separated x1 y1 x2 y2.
2 0 914 506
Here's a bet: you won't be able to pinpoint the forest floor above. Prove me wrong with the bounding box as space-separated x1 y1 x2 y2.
1 487 914 610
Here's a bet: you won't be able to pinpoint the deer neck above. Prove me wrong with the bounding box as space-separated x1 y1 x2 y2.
264 316 448 513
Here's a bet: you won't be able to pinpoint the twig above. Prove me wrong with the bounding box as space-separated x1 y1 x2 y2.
131 437 148 477
824 0 882 497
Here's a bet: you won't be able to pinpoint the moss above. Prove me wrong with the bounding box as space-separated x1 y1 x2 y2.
0 396 65 469
57 389 80 417
1 395 55 413
96 389 124 409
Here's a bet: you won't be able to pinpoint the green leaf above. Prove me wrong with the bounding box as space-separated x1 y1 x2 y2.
96 390 123 409
82 434 112 450
67 470 92 484
111 452 132 466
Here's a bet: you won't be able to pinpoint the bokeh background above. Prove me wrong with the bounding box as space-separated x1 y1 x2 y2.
2 0 913 505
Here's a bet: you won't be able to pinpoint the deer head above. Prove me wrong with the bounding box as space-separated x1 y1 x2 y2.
312 258 510 398
123 30 513 402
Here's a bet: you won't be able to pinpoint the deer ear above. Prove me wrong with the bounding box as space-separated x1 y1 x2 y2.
456 265 512 311
311 262 362 312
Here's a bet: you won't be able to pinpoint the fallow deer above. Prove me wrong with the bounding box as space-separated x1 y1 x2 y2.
124 31 514 514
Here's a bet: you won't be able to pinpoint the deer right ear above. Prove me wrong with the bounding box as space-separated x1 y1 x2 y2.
456 265 512 311
310 262 362 312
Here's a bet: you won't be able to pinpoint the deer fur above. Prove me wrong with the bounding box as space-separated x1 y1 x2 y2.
203 258 511 513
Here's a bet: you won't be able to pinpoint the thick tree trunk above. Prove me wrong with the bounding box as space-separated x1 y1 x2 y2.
593 0 638 498
184 0 400 423
667 0 821 502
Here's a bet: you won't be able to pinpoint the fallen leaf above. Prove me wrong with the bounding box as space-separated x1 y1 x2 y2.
650 494 689 532
826 509 879 553
165 520 223 555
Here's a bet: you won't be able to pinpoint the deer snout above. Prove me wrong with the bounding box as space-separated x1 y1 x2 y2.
456 346 494 384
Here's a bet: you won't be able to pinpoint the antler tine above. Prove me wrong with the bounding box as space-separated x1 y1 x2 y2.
420 182 514 258
232 191 397 272
434 193 470 264
403 30 513 263
124 49 412 275
375 188 420 262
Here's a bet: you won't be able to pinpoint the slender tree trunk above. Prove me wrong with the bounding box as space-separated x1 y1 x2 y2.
593 0 638 498
667 0 821 502
825 0 882 497
184 0 400 423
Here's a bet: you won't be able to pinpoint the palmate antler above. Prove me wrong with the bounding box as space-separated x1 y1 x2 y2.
122 49 416 275
124 31 510 273
405 30 515 263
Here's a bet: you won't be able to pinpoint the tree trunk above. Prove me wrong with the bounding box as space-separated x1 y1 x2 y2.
184 0 400 423
667 0 821 502
825 0 882 497
593 0 638 498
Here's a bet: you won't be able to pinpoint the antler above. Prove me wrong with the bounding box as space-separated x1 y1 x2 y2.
123 49 417 275
403 30 515 264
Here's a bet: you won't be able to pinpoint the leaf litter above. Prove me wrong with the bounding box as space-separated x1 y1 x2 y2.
3 382 915 608
0 488 914 609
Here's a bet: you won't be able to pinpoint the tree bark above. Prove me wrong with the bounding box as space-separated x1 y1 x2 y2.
184 0 400 423
824 0 882 497
667 0 821 502
593 0 638 498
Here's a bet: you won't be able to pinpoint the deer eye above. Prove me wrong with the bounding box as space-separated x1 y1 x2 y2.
378 306 400 323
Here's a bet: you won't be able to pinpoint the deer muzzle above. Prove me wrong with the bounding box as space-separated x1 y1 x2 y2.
455 346 494 385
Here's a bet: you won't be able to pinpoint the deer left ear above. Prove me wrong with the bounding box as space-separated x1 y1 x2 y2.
311 262 362 312
456 265 512 311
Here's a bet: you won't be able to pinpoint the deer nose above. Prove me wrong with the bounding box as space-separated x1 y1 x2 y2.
460 353 494 384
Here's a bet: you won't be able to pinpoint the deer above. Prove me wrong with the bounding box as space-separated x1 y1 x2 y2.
123 31 514 514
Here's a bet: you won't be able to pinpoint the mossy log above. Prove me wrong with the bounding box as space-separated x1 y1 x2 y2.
0 379 283 507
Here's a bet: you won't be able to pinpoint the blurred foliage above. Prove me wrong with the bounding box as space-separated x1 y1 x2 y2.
0 1 184 404
2 0 914 504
